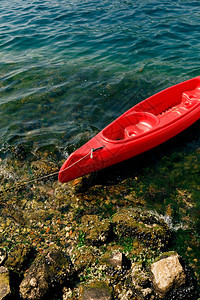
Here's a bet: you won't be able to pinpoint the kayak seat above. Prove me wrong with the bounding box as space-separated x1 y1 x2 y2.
123 112 158 139
124 122 152 138
102 112 158 142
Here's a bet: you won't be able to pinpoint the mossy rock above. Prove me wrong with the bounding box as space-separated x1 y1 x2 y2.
0 266 11 299
130 240 146 257
80 215 113 245
112 208 171 250
4 244 36 275
153 251 178 264
19 245 75 299
71 245 97 272
80 280 113 300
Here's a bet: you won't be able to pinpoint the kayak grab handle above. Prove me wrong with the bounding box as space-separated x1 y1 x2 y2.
90 146 105 159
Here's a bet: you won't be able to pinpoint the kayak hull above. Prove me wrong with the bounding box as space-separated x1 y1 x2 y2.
59 76 200 183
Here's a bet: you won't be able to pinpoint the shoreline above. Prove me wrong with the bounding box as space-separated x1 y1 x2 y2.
0 144 199 298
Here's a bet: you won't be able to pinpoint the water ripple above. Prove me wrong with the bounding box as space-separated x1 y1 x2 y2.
0 0 200 149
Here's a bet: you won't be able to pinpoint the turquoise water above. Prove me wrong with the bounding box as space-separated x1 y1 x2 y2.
0 0 200 154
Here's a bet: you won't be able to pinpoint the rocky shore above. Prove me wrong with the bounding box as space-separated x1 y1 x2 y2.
0 147 199 299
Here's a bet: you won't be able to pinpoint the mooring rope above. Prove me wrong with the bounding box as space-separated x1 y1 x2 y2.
0 146 105 192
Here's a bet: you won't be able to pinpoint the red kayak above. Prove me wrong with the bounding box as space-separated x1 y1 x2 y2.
59 76 200 183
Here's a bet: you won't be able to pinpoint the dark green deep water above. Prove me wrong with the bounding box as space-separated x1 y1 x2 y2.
0 0 200 290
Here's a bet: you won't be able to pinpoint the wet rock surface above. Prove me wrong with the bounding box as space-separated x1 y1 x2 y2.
0 249 7 266
0 266 11 299
102 250 124 267
19 245 74 299
112 207 171 251
71 245 97 272
80 281 113 300
80 214 113 245
132 262 153 299
4 244 36 275
0 151 199 299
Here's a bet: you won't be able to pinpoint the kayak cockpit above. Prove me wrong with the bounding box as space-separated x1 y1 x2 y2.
101 112 158 142
101 86 200 143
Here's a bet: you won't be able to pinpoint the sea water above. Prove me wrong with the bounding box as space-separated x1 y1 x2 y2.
0 0 200 153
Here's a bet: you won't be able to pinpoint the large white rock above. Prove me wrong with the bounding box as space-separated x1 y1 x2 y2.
151 253 186 297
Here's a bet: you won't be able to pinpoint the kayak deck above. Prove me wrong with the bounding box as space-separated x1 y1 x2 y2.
101 87 200 143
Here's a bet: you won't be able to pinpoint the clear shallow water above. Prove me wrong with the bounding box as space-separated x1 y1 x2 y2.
0 0 200 154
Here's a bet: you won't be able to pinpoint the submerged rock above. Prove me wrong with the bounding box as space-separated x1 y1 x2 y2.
19 245 75 299
80 280 112 300
0 266 11 299
81 215 113 245
30 160 58 177
151 252 186 298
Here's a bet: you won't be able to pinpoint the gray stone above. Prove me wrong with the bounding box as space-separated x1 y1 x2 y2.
108 251 123 267
81 281 112 300
101 250 125 267
0 266 11 300
151 253 186 297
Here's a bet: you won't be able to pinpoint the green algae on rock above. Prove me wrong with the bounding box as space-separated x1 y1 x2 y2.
71 245 97 272
0 148 199 299
112 207 171 253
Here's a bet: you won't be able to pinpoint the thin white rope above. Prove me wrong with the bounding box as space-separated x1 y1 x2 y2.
11 146 104 187
15 150 92 186
0 146 105 193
